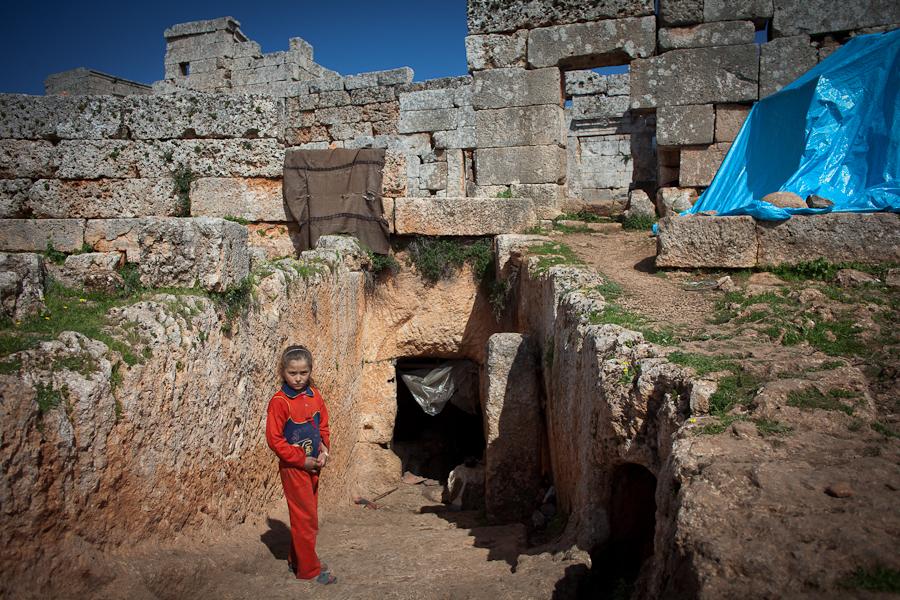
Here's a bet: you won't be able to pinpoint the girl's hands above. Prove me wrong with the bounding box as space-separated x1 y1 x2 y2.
316 444 329 469
303 456 318 471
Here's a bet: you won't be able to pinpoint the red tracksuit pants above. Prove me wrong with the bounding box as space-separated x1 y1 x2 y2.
279 466 322 579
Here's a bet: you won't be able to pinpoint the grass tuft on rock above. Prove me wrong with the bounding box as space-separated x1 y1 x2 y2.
787 387 854 415
405 237 494 285
838 566 900 593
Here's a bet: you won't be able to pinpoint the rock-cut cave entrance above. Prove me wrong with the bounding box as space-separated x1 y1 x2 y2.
391 357 485 483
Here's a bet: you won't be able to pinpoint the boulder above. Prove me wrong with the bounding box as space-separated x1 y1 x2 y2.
805 194 834 209
762 191 806 209
656 215 758 268
656 187 698 218
0 252 46 320
624 189 656 220
834 268 879 287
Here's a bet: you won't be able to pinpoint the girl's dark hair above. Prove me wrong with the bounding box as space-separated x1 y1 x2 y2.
280 345 315 384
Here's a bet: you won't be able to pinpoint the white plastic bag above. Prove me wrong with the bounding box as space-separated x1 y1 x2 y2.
401 366 456 416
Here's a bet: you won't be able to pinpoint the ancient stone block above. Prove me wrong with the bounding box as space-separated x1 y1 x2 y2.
0 179 33 218
377 67 414 86
658 0 703 26
679 143 731 187
527 17 656 69
433 127 477 149
625 189 656 219
465 32 527 70
656 215 758 268
27 179 180 219
467 0 654 34
138 217 249 291
190 178 288 221
565 70 607 96
630 45 759 108
398 89 455 112
657 104 715 146
343 72 378 90
757 213 900 266
772 0 900 37
571 95 631 120
472 67 562 110
394 197 536 235
482 333 541 520
704 0 773 21
0 140 56 178
307 77 344 93
656 186 699 217
349 86 396 105
84 219 143 262
315 105 364 125
245 222 303 259
0 219 85 253
658 21 756 51
418 162 448 191
398 108 457 133
475 146 567 185
715 104 750 142
475 104 565 147
123 93 282 139
759 36 818 99
328 121 374 141
315 90 351 108
510 183 564 219
0 94 125 140
0 252 46 321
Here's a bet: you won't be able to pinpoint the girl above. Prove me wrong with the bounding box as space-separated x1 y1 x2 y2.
265 345 337 584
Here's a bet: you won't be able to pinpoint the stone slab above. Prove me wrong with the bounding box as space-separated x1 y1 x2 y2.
657 104 715 146
0 94 126 140
27 179 179 219
397 108 457 134
190 178 288 221
0 219 85 253
476 104 565 147
679 143 731 187
465 32 528 71
630 45 759 109
123 93 282 139
715 104 750 142
475 146 567 185
772 0 900 36
84 218 143 262
704 0 773 21
0 179 33 218
759 36 818 99
472 68 562 110
658 0 704 26
0 140 57 178
394 197 536 236
467 0 654 34
658 21 756 51
0 252 46 321
526 17 656 69
656 215 758 268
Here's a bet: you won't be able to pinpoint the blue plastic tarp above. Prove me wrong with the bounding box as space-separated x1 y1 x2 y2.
685 28 900 221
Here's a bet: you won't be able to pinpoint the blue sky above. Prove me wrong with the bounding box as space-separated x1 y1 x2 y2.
0 1 469 94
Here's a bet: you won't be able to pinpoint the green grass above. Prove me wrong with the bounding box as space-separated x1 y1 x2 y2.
787 387 854 416
621 213 656 231
367 251 401 276
555 211 609 223
766 259 896 283
871 421 899 438
594 278 623 302
495 188 513 199
172 163 195 216
697 414 746 435
708 368 761 415
223 215 250 225
838 566 900 593
753 418 793 436
35 382 66 414
404 237 494 284
666 351 737 376
526 241 583 275
552 221 593 234
44 241 68 265
0 357 21 374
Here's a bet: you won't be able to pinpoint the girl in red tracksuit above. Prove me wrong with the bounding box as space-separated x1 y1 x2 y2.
265 345 337 585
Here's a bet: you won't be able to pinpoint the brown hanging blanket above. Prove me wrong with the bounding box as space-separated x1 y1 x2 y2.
282 148 390 253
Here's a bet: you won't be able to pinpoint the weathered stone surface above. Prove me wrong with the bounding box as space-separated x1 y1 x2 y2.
571 95 631 120
0 219 84 253
526 17 656 69
418 162 448 191
475 104 565 147
625 189 656 219
0 252 45 320
465 32 527 70
27 179 179 219
772 0 900 37
0 140 56 178
123 93 282 139
398 89 455 112
475 146 567 185
397 108 457 134
658 0 704 26
350 442 402 499
565 70 608 96
656 187 699 217
138 217 249 291
680 143 731 187
394 197 536 236
494 234 552 278
759 36 817 98
50 252 125 291
757 213 900 266
762 191 806 208
467 0 654 34
704 0 773 21
0 94 125 140
64 252 122 272
482 333 541 520
656 215 758 267
630 45 759 109
657 104 714 146
806 194 834 209
377 67 414 86
0 179 33 218
510 183 564 219
658 21 756 51
190 178 287 221
84 219 143 262
472 68 562 110
715 104 750 142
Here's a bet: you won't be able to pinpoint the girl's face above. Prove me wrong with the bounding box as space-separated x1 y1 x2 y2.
283 358 311 390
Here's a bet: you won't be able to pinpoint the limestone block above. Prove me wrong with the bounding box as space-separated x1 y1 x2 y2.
467 0 654 34
243 223 299 258
27 179 179 219
394 197 536 236
658 0 703 26
475 146 566 185
418 162 448 191
510 183 564 219
0 94 125 140
0 180 33 218
658 21 756 51
398 108 457 133
715 104 750 142
433 128 477 150
482 333 541 520
0 140 56 178
349 87 396 105
759 36 817 99
377 67 414 86
64 251 122 272
398 89 455 112
123 93 282 139
772 0 900 37
657 104 715 146
476 104 565 147
465 32 527 70
656 187 699 218
0 252 46 321
0 219 85 253
190 178 287 221
704 0 773 21
472 68 562 110
315 105 364 125
307 77 344 93
624 189 656 219
527 17 656 69
630 45 759 109
84 219 143 262
494 233 552 278
138 217 249 291
656 215 758 268
571 95 631 120
679 143 731 187
315 90 351 108
565 70 607 96
343 72 379 90
382 151 408 197
757 213 900 266
329 121 374 141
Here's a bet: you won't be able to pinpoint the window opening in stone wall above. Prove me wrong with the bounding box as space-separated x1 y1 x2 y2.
179 62 190 76
391 358 485 484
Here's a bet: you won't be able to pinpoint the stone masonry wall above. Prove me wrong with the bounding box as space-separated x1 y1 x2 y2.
44 68 152 97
